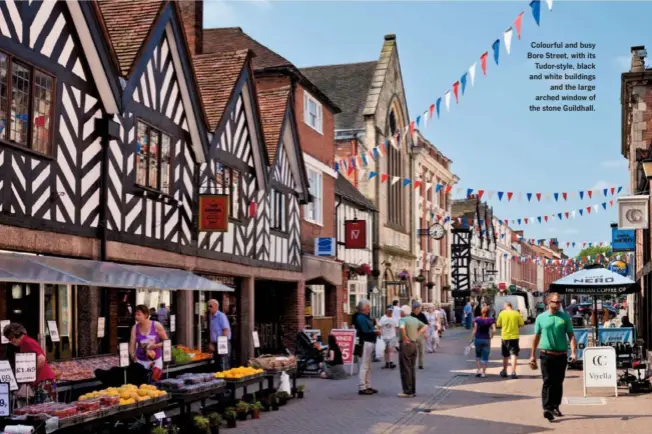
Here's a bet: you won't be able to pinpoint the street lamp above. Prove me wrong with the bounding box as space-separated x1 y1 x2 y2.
643 157 652 180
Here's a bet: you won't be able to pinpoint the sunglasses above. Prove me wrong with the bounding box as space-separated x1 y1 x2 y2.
549 300 561 304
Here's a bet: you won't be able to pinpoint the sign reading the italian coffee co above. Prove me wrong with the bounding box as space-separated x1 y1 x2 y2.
198 195 229 232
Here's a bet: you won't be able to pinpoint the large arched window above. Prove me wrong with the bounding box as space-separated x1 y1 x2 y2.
387 110 404 228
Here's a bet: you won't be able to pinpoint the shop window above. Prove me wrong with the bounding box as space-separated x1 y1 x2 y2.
44 284 75 360
305 168 322 225
1 283 40 344
215 163 242 220
270 189 287 232
0 51 54 155
309 285 325 317
136 121 172 194
347 281 367 314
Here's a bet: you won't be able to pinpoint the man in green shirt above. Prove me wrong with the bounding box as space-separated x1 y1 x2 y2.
398 305 427 398
496 301 524 379
530 292 577 422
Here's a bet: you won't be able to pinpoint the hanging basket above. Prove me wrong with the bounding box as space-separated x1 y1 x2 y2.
414 275 426 283
426 282 435 289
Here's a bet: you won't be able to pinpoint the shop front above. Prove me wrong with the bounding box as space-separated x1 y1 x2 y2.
301 254 343 343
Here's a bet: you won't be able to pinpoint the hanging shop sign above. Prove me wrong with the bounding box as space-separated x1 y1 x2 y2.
607 260 629 277
315 237 336 257
345 220 367 249
617 195 649 230
198 194 229 232
611 226 635 252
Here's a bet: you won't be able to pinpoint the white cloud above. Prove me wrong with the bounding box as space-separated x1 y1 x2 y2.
601 159 628 169
614 55 630 71
564 228 579 235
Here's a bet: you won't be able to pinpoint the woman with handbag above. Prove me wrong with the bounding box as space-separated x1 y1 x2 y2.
129 304 168 382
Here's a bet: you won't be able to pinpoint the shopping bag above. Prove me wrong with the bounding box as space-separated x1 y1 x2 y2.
278 372 292 394
375 337 385 355
463 344 472 357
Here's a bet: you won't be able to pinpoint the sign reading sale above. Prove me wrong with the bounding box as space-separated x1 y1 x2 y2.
344 220 366 249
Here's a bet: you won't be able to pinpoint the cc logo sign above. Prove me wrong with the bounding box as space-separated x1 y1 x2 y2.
626 208 644 224
593 355 606 366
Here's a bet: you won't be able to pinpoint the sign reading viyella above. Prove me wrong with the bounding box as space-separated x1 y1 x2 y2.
344 220 367 249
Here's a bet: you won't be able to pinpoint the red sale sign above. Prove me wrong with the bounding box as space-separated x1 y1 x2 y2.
330 329 357 368
344 220 366 249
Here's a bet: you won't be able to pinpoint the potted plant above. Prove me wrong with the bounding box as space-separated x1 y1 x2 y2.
168 426 180 434
151 427 167 434
347 265 358 279
414 274 426 283
426 281 435 289
296 384 305 399
193 415 211 434
276 391 290 406
356 263 372 276
236 401 250 421
207 413 222 434
223 408 237 428
251 401 263 419
398 270 409 281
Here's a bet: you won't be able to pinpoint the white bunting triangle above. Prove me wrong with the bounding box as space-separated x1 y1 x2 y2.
504 27 513 55
488 191 495 199
423 110 429 128
426 183 433 192
469 63 477 86
545 0 553 10
572 210 576 218
444 91 451 112
594 204 599 212
391 176 400 186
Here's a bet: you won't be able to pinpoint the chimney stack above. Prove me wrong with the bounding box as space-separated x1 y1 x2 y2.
631 45 646 72
179 0 203 56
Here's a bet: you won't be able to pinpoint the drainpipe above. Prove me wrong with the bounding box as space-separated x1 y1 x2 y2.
96 116 121 261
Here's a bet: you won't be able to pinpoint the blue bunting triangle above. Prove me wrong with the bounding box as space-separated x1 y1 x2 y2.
497 191 504 201
436 98 441 118
557 213 562 220
460 73 467 95
467 188 474 197
403 178 411 187
537 216 542 223
602 202 607 210
527 193 532 202
603 188 608 197
579 191 584 200
579 209 584 216
530 0 541 26
554 193 558 201
368 171 377 179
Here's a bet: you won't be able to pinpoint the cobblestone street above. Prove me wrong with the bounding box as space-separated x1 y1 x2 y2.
232 327 652 434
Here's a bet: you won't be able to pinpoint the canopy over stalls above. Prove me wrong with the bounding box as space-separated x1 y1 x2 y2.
549 267 636 296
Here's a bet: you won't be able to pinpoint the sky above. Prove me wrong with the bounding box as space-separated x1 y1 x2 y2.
202 0 642 257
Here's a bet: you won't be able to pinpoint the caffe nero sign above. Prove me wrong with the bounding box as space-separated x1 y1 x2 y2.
611 227 635 252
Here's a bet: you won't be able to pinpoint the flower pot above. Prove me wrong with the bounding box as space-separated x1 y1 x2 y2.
252 410 260 419
226 419 236 429
297 391 304 399
237 412 248 421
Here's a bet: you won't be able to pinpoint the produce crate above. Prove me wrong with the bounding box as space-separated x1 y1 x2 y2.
224 372 264 383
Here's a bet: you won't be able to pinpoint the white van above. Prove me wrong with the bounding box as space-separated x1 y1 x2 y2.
494 295 528 323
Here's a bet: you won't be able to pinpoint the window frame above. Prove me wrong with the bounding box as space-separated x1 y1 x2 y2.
303 91 323 134
309 285 326 318
135 119 173 195
0 49 56 157
346 281 368 314
387 111 404 229
270 188 288 232
304 167 323 226
214 163 244 221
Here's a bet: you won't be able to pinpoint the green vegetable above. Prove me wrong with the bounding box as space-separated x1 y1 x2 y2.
172 347 191 364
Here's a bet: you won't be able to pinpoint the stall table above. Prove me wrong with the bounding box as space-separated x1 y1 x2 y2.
224 374 265 403
169 383 226 415
263 367 297 391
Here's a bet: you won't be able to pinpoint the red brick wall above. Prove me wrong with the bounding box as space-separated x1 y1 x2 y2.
277 281 305 352
335 139 357 186
178 0 203 56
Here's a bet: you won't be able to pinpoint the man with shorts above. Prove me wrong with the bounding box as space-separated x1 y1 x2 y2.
379 305 398 369
496 301 524 378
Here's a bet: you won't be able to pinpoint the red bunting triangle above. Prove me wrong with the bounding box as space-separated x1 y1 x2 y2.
453 81 460 103
610 187 615 195
588 190 593 199
586 206 591 214
544 216 548 222
380 173 389 183
562 192 567 201
565 212 569 219
478 190 485 200
536 193 541 201
514 12 524 39
414 180 422 189
445 185 453 194
480 52 488 75
524 218 529 224
429 104 435 119
507 192 513 201
347 165 354 175
609 200 614 206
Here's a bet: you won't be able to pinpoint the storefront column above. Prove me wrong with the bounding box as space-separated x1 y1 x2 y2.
176 290 193 347
239 277 255 363
77 286 100 357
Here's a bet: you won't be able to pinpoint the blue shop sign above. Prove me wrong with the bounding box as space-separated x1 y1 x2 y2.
611 227 635 252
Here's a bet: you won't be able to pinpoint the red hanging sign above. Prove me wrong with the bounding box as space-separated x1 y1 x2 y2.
345 220 367 249
198 195 229 232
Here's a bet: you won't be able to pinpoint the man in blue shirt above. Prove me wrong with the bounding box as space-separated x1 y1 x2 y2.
208 299 231 371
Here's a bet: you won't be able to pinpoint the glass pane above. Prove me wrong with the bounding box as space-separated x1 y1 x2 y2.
58 285 71 338
215 164 223 194
231 170 240 219
136 123 148 186
160 134 171 195
0 54 7 140
148 131 159 189
10 63 30 146
32 71 52 154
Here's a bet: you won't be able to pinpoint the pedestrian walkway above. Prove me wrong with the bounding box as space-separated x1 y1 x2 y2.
233 326 652 433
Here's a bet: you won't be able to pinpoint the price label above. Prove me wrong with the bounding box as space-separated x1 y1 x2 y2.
162 340 171 363
217 336 228 355
0 383 8 416
47 321 60 343
97 317 105 338
15 352 36 384
119 343 130 368
170 315 176 333
252 331 260 349
154 411 166 421
0 320 9 344
0 361 18 391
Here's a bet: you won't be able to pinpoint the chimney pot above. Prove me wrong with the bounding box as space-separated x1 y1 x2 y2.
631 45 646 73
384 34 396 41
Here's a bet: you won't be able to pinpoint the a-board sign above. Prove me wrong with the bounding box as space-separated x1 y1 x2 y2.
170 315 176 333
97 317 105 338
583 346 618 397
0 361 18 391
15 352 36 383
252 331 260 349
162 340 172 363
0 383 9 416
329 329 357 375
47 321 60 343
0 320 9 345
119 343 130 368
217 336 228 355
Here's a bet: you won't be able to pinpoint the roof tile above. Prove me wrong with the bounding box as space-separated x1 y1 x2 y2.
203 27 292 70
96 0 165 76
192 50 249 131
256 85 291 163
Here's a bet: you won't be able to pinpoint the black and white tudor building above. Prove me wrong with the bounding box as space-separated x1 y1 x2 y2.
0 0 310 363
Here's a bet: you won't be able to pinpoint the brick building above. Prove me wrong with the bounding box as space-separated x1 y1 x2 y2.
511 231 538 291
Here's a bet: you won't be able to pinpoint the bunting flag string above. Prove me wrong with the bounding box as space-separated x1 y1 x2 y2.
513 236 611 249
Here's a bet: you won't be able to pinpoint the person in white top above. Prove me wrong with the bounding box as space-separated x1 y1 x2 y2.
379 305 398 369
425 306 439 353
438 306 448 336
391 300 401 322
